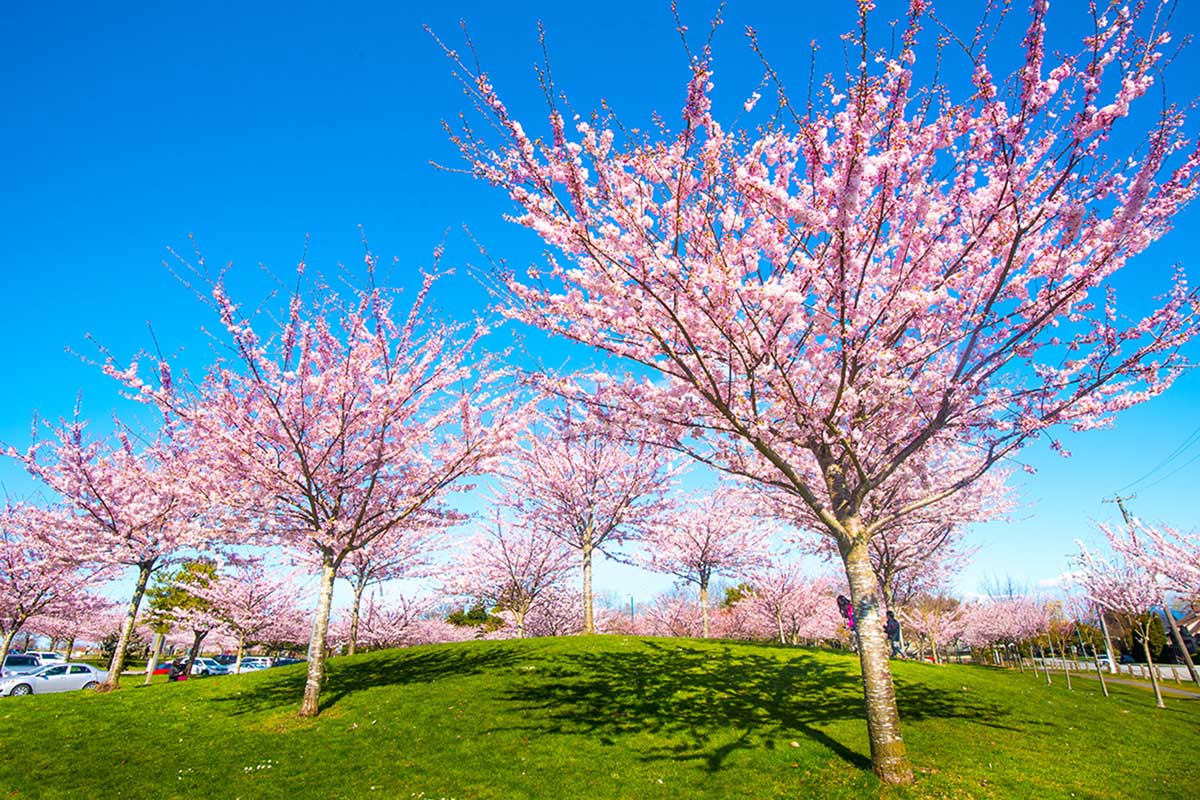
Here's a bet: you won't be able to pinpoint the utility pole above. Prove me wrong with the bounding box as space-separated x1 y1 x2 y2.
1106 495 1200 686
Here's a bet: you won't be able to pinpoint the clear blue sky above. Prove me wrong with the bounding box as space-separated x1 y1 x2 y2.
2 0 1197 605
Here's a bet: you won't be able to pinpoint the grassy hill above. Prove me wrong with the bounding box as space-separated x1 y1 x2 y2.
0 636 1194 799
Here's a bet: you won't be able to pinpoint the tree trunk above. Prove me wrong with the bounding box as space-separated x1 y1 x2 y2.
840 537 913 786
234 633 246 674
103 561 154 690
776 611 786 645
1043 642 1053 686
299 559 338 718
931 636 939 665
64 635 76 662
700 579 710 639
184 629 207 678
1091 644 1110 697
1143 636 1166 709
1098 611 1117 674
144 632 165 686
581 531 595 634
1160 600 1200 687
0 629 16 673
348 582 366 657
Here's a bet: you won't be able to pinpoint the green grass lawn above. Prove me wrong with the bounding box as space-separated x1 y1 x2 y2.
0 636 1194 799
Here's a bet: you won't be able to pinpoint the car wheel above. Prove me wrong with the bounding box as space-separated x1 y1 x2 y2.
82 681 98 691
10 684 32 696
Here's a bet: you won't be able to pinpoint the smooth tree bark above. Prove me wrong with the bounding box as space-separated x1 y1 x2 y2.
112 261 519 716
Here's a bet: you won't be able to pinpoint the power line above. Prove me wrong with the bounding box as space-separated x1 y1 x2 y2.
1115 420 1200 493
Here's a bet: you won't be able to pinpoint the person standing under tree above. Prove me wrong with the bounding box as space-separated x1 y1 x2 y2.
886 611 903 658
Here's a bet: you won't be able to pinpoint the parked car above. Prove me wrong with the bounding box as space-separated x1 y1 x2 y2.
0 663 107 697
212 654 238 667
237 657 271 672
1 654 42 677
1096 654 1112 668
26 651 65 664
272 657 305 668
190 657 229 676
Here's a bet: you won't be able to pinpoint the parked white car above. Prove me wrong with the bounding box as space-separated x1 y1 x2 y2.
0 663 107 697
190 657 229 676
26 651 65 664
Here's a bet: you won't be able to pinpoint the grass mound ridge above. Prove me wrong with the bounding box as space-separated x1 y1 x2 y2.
0 636 1194 798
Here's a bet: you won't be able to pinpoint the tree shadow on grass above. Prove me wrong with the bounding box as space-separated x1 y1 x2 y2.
209 643 521 716
488 639 1019 773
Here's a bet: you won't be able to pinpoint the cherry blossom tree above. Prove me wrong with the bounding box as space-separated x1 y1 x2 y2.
8 415 205 689
960 595 1048 669
442 0 1200 782
642 588 705 637
447 509 575 638
502 398 674 633
342 523 449 655
1108 516 1199 685
901 595 964 664
641 487 770 637
0 503 107 667
740 562 841 645
1076 531 1167 708
518 586 584 637
332 593 436 651
187 561 303 672
1133 523 1200 597
110 259 521 716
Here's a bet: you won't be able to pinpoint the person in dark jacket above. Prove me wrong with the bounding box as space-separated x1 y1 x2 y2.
885 610 903 658
167 659 188 682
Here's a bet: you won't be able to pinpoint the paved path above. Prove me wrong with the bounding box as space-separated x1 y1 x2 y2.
1072 672 1200 699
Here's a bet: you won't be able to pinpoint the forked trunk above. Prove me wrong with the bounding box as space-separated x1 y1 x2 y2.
840 536 913 786
700 580 710 639
581 532 595 634
299 560 338 718
1143 636 1166 709
103 561 154 690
